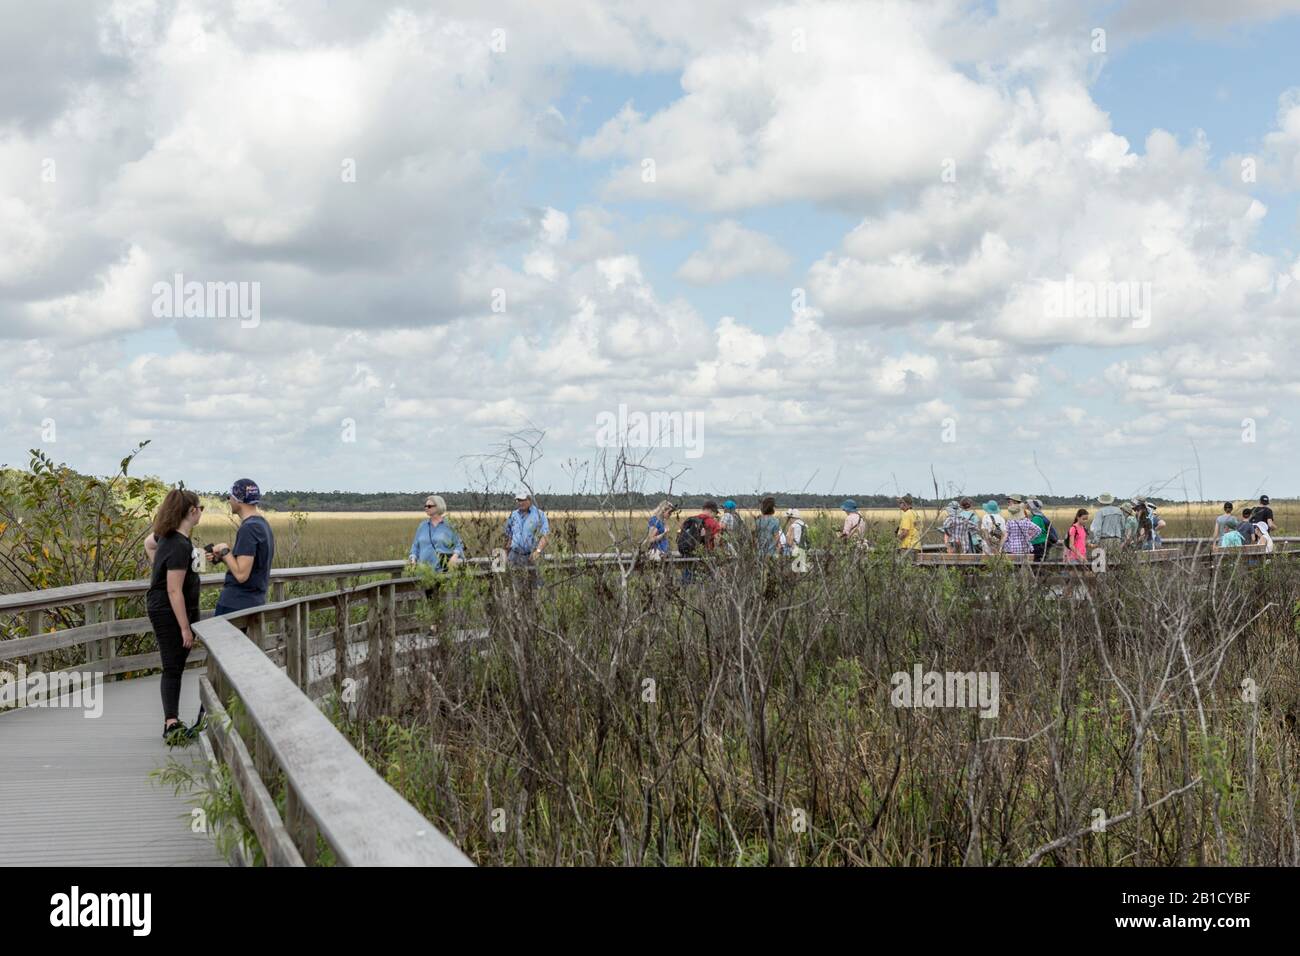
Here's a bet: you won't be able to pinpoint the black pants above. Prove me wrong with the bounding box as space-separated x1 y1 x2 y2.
148 604 192 722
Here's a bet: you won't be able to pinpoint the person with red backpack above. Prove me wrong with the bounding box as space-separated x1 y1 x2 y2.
677 500 722 582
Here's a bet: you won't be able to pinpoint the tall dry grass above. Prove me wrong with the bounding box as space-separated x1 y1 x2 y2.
335 543 1300 866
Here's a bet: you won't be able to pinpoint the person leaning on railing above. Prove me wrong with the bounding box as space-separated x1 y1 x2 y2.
142 487 205 744
503 490 549 588
408 494 466 631
408 495 465 573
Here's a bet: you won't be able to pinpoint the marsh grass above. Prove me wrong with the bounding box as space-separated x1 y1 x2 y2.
332 542 1300 866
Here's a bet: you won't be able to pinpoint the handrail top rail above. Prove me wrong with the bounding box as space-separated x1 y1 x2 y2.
0 551 685 615
193 614 472 866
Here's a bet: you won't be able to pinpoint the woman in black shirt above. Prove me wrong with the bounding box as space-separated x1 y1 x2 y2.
144 488 204 742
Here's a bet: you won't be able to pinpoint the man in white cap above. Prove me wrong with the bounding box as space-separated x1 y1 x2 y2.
503 489 549 581
783 508 808 557
1089 492 1125 550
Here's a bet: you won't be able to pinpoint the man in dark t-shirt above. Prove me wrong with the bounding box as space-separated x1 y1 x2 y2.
1251 495 1275 532
1237 508 1257 544
212 478 276 617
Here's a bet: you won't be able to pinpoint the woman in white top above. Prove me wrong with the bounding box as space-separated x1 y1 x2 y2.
1255 520 1275 553
783 508 806 557
979 500 1007 553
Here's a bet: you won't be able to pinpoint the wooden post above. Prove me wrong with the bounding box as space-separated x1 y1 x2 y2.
245 616 263 651
285 602 303 689
26 610 45 675
332 593 349 697
385 583 397 697
84 598 116 676
364 590 385 716
285 783 319 865
254 725 274 785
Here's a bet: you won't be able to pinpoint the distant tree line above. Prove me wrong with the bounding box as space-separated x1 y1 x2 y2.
234 489 1178 512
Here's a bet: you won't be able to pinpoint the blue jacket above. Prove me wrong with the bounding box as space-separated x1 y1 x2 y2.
409 519 465 570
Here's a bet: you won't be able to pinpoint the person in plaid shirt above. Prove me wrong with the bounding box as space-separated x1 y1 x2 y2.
1001 503 1039 555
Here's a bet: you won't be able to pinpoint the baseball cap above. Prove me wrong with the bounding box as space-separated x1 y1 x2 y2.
1260 494 1270 505
230 478 261 504
514 489 531 500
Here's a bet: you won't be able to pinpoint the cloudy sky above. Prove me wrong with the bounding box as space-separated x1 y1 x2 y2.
2 0 1299 501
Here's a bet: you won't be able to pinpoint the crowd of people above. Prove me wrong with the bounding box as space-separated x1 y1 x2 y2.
141 480 1281 744
397 490 1286 577
933 493 1279 560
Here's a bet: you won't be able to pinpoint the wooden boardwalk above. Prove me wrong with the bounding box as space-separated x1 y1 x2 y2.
0 672 225 867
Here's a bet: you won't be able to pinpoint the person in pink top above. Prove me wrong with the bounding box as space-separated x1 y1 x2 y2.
1066 508 1089 562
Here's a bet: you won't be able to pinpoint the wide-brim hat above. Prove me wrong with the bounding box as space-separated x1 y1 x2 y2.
840 499 857 512
1097 492 1115 505
983 500 999 514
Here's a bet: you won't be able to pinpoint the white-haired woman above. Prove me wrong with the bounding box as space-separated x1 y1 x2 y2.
409 495 465 633
408 495 465 571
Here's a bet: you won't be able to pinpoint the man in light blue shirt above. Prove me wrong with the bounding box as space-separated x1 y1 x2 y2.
407 495 465 572
1089 492 1126 547
503 490 549 571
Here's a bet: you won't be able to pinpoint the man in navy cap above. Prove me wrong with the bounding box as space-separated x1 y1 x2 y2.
210 478 276 617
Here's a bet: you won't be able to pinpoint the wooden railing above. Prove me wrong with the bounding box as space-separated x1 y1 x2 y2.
0 561 417 678
194 579 472 866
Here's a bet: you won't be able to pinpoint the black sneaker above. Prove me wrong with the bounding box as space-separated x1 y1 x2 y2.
163 722 191 746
